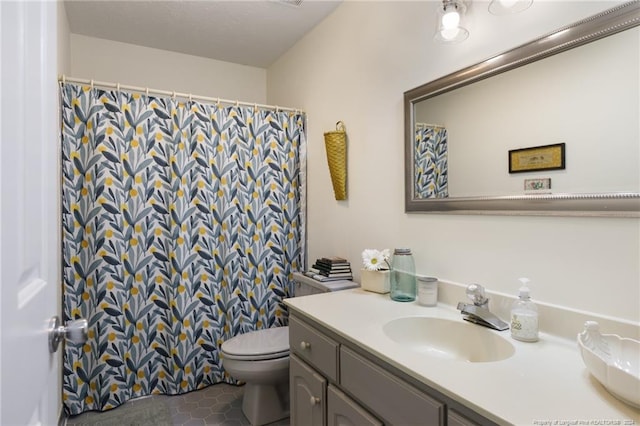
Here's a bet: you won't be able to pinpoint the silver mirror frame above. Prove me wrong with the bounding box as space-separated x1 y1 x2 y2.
404 1 640 217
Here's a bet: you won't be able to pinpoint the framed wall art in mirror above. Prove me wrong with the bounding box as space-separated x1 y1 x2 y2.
404 1 640 217
508 143 565 174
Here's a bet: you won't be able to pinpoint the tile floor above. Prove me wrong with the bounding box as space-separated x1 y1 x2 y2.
65 383 290 426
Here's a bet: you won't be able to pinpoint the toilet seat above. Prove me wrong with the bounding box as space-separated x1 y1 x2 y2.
221 326 290 361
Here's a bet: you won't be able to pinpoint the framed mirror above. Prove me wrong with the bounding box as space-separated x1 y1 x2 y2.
404 1 640 217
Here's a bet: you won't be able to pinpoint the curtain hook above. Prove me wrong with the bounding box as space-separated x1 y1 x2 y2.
276 105 280 112
62 75 66 84
254 103 258 113
116 83 120 92
90 79 94 89
189 93 192 102
216 98 221 108
235 100 239 107
146 87 149 96
172 91 176 99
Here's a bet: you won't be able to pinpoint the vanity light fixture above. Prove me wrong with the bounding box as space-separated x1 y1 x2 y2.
434 0 469 44
488 0 533 15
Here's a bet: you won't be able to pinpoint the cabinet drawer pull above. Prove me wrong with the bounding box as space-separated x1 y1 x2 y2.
310 396 320 406
300 341 311 350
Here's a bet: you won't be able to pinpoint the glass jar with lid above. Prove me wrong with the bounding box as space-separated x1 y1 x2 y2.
390 248 416 302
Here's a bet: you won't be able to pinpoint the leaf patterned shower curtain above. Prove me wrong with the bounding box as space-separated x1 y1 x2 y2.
60 83 306 415
414 123 448 199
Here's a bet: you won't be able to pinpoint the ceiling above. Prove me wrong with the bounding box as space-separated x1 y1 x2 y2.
64 0 342 68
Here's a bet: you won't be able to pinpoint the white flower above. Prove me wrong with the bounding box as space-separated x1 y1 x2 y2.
381 248 390 260
362 248 390 271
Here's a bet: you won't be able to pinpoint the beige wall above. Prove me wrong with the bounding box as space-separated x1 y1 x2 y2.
268 1 640 322
70 34 267 103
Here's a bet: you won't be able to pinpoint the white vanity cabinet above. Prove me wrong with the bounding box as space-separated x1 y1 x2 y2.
289 312 496 426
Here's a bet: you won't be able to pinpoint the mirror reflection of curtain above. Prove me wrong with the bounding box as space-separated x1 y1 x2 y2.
414 123 448 198
60 83 306 415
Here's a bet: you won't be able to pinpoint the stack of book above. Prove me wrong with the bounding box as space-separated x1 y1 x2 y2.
305 257 353 282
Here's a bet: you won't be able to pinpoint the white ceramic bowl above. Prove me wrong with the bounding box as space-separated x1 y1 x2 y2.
577 321 640 408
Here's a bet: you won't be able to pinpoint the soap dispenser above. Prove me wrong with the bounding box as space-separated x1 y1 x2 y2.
510 278 539 342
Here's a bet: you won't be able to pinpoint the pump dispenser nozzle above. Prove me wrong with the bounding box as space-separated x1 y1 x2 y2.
518 277 530 299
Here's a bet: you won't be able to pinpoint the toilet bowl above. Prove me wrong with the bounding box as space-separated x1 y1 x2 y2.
221 273 359 425
221 326 290 426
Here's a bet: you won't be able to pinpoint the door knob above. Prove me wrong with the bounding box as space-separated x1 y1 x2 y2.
48 316 88 353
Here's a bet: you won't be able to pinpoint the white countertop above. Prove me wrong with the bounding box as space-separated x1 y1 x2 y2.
284 288 640 425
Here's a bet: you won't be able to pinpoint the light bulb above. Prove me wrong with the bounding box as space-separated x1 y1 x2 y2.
499 0 518 8
488 0 532 15
441 7 460 30
440 28 460 41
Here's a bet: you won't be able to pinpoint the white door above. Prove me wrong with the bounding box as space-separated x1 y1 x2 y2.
0 1 60 425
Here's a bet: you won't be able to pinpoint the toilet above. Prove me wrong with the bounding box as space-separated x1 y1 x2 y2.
221 273 358 425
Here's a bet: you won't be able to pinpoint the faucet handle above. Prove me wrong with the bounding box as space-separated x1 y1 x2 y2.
466 284 488 306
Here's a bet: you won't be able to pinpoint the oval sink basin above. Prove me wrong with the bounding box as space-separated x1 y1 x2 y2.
383 317 515 363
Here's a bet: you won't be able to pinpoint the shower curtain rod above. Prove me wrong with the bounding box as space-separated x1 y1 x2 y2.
415 122 445 129
58 75 304 114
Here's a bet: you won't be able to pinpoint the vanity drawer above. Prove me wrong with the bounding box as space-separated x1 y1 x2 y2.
340 346 445 425
289 315 338 381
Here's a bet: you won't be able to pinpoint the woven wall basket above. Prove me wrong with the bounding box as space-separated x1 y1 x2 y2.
323 121 347 200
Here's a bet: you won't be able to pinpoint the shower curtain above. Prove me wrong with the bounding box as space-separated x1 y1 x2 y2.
60 83 306 414
414 123 448 199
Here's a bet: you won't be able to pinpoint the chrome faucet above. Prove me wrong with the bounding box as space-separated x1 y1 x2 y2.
457 284 509 331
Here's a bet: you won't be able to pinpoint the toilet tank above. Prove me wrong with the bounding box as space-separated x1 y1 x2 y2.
292 272 359 297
